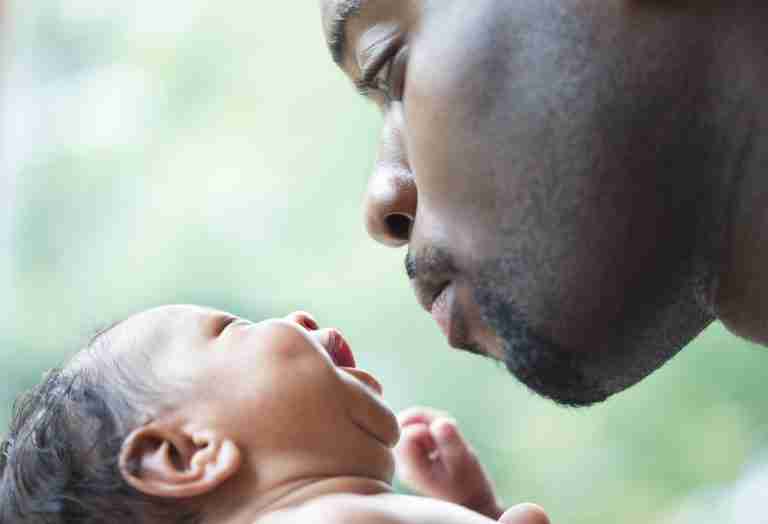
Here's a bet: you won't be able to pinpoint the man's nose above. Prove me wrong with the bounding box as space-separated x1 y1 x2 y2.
363 106 417 247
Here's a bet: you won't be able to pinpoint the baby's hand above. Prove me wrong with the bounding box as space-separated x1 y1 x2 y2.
395 407 504 520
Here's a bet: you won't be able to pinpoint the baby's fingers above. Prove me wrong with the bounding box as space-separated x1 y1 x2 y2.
430 417 476 476
395 423 441 485
398 406 450 429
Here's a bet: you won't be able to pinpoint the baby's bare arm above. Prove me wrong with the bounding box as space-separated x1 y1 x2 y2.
257 494 549 524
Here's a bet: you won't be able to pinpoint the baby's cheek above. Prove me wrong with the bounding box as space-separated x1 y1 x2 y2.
262 322 320 358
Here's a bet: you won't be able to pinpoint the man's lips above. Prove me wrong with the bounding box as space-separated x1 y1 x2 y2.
430 282 454 341
407 250 491 355
414 280 475 351
417 280 463 348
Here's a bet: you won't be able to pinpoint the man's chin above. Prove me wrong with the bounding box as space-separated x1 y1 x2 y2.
471 244 715 407
504 355 614 407
473 285 627 407
498 335 617 408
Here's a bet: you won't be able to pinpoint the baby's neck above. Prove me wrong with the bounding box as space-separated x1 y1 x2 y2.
262 475 393 512
214 476 393 524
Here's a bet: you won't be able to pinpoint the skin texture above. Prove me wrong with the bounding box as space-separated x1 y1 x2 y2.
320 0 768 406
107 305 547 524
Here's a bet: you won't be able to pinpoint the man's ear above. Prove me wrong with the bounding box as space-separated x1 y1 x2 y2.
119 422 242 498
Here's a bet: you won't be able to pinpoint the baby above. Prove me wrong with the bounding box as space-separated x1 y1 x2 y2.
0 305 549 524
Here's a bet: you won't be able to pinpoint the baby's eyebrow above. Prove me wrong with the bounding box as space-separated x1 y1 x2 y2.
87 320 124 347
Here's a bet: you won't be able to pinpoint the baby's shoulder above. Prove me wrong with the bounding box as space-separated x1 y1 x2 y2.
255 493 498 524
254 494 412 524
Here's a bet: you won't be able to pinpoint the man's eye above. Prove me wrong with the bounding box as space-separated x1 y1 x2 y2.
373 61 394 97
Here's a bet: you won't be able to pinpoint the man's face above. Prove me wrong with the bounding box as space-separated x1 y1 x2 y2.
321 0 716 405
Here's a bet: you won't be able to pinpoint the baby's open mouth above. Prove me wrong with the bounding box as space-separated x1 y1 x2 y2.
324 329 383 395
325 329 356 367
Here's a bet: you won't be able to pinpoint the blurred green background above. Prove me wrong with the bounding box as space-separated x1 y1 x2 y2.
3 2 768 523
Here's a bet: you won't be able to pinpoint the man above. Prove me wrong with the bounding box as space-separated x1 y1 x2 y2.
309 2 767 522
319 0 768 407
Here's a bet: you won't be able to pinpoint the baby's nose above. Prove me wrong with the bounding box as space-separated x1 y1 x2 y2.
284 311 318 330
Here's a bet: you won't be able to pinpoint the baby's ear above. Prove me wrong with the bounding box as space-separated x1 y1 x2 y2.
119 422 242 499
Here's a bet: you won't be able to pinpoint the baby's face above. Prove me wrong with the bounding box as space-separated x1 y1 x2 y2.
109 305 399 488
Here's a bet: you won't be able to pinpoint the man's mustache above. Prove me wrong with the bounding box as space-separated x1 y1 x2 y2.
404 247 456 282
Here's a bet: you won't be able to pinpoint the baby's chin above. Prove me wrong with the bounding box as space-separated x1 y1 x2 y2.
340 367 384 396
342 375 400 450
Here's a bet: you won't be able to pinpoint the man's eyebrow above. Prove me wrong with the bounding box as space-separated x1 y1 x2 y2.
327 0 364 66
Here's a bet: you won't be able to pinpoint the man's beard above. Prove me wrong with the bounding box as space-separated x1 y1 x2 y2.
473 280 611 407
472 255 715 407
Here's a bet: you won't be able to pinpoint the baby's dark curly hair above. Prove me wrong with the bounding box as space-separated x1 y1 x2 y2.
0 332 200 524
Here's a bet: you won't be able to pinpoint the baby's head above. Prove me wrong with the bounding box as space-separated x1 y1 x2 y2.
0 305 399 523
